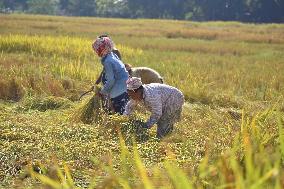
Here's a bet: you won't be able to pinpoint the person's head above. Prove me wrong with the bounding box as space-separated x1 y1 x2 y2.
92 36 113 57
126 77 143 101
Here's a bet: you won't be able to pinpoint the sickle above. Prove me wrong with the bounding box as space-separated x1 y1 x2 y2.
78 89 93 101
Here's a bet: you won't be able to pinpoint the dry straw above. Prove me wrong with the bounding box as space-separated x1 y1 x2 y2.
70 86 103 124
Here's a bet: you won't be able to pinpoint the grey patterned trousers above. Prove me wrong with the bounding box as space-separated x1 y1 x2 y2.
156 108 182 139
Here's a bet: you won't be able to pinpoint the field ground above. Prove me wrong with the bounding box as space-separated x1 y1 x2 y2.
0 14 284 188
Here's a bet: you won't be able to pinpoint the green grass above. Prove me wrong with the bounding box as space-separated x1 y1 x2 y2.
0 14 284 188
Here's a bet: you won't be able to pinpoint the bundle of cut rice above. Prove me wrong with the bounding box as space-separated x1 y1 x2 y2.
70 86 103 124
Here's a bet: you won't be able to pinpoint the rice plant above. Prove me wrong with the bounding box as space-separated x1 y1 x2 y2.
0 14 284 189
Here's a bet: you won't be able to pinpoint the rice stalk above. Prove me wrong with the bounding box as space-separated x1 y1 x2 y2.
70 86 103 124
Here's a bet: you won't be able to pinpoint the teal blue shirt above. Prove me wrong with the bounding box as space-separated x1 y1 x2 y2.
100 52 129 98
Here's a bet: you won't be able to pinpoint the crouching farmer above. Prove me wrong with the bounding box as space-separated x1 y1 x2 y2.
123 77 184 139
92 36 129 115
125 64 164 84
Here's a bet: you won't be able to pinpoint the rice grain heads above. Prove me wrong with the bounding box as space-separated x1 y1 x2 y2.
70 86 103 124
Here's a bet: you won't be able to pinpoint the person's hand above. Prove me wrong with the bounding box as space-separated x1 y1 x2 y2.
96 90 103 97
142 122 151 129
90 86 95 91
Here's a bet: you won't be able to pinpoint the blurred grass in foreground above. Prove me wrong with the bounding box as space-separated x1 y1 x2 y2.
0 14 284 188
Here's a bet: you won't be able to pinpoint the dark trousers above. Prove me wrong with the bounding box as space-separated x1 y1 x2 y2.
111 92 129 115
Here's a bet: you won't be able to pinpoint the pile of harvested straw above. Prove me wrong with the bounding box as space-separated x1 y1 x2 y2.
70 86 103 124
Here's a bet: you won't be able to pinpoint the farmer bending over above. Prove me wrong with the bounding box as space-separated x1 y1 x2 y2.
123 77 184 139
92 36 129 115
125 64 164 84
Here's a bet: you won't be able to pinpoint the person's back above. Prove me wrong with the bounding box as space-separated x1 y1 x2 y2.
96 45 122 85
101 52 128 98
112 48 122 60
126 65 163 84
143 83 183 112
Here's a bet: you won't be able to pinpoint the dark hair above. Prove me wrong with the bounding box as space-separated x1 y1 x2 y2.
99 34 108 38
134 85 143 93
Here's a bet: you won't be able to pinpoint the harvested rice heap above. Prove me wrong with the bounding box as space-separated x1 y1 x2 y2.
71 86 103 124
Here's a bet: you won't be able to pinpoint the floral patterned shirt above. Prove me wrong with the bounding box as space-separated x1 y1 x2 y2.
124 83 184 128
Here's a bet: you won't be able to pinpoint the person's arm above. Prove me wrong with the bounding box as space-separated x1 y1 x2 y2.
145 95 163 128
100 60 115 95
123 100 137 115
95 70 104 85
